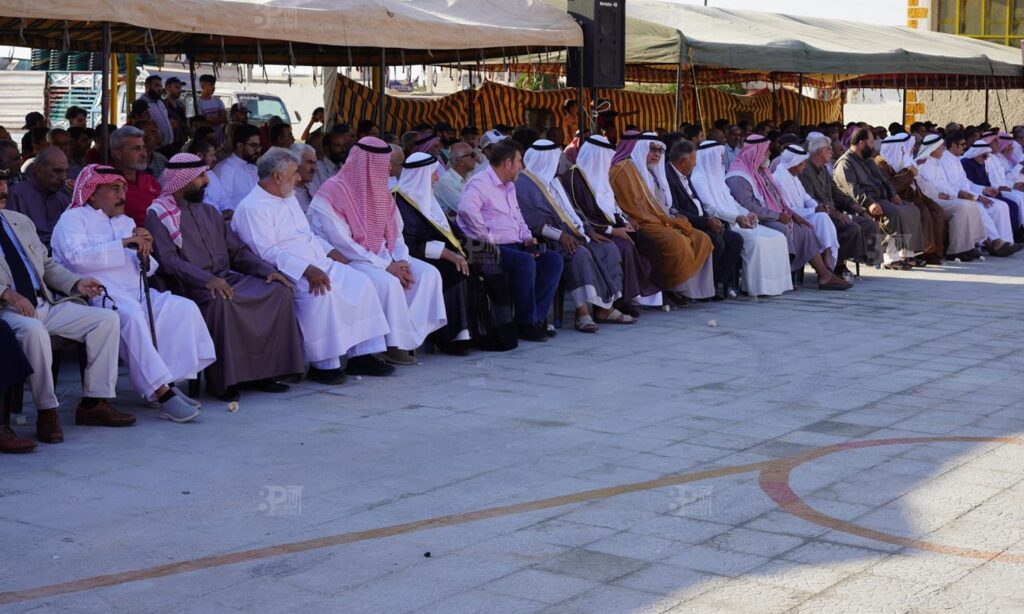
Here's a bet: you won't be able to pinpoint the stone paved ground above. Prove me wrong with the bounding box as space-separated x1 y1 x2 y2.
3 258 1024 613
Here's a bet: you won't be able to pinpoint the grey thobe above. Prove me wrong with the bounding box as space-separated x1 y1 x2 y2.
799 162 883 265
833 151 924 258
145 200 305 394
515 173 622 309
725 175 822 271
6 176 70 249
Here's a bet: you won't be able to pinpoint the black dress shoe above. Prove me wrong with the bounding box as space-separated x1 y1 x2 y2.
663 291 690 306
215 386 241 402
517 323 547 342
544 324 558 338
435 340 471 356
344 355 397 377
251 379 290 393
307 367 348 385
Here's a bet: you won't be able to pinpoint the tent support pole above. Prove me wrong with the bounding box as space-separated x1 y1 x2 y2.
796 73 804 130
591 86 599 134
984 79 990 124
901 73 908 126
125 54 136 118
375 48 386 128
674 58 682 129
100 21 111 164
577 80 585 137
188 54 200 122
690 70 702 130
468 68 476 128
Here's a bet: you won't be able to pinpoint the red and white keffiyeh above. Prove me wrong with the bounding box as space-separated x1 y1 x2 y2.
148 153 209 248
70 164 126 208
317 136 398 254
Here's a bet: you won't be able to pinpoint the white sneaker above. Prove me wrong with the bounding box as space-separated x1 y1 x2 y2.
158 396 200 423
171 385 202 409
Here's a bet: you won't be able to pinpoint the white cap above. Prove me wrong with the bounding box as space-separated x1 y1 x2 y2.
480 129 510 151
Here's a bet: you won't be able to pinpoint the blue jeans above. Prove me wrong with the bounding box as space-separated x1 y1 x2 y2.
498 245 564 324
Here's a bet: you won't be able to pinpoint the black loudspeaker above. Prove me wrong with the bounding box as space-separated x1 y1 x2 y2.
566 0 626 89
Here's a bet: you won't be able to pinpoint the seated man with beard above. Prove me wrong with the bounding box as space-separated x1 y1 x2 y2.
726 135 850 290
833 127 925 270
146 154 305 402
517 139 627 331
609 131 714 302
874 132 947 264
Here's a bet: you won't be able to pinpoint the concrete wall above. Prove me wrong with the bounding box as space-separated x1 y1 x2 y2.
912 89 1024 128
900 0 1024 128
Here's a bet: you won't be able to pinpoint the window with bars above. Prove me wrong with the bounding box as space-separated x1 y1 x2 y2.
933 0 1024 45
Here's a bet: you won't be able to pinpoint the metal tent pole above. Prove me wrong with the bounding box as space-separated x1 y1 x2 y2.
796 73 804 129
376 48 386 128
984 77 990 124
100 22 111 164
901 73 908 126
188 54 200 121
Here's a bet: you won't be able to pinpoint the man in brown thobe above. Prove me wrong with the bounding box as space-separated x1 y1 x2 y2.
609 132 713 295
145 154 304 402
875 132 946 264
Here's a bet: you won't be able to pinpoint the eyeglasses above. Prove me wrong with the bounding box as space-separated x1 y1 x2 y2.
649 147 665 154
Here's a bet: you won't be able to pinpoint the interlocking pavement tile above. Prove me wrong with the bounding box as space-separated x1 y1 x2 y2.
533 548 648 583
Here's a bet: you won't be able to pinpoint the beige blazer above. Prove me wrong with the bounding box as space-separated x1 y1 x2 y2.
0 209 83 306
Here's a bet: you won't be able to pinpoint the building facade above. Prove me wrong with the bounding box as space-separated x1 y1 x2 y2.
903 0 1024 126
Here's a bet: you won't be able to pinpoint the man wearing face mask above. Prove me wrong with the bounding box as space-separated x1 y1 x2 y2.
145 153 303 402
834 127 925 271
53 165 215 422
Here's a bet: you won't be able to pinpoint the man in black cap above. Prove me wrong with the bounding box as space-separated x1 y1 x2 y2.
229 103 250 125
21 112 47 157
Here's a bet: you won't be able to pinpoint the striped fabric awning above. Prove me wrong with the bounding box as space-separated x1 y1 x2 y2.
333 75 843 136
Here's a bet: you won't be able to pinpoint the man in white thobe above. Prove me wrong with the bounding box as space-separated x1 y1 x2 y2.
214 123 261 213
52 165 214 422
772 145 841 270
307 137 446 366
231 148 394 382
979 135 1024 240
691 141 792 297
915 134 1008 258
936 133 1016 250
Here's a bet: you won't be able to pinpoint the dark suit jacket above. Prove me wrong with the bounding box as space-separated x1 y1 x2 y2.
664 161 712 233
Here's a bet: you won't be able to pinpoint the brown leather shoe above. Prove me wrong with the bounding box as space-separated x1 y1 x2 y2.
0 425 37 453
35 409 64 444
75 400 136 427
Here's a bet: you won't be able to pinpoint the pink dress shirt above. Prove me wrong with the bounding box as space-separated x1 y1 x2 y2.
456 166 532 245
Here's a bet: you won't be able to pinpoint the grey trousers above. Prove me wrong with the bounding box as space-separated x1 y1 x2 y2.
1 301 120 410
